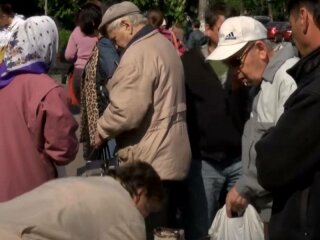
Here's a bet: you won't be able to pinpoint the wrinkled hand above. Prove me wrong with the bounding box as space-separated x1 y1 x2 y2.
225 186 249 218
94 132 104 149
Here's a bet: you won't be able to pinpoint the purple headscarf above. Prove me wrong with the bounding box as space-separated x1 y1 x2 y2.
0 16 58 88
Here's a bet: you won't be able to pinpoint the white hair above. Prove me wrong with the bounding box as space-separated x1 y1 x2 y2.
262 39 278 51
107 13 147 32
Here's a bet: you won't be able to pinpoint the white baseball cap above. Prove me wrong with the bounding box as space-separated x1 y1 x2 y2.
207 16 267 61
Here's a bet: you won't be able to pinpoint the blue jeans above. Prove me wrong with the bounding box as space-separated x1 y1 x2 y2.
202 158 242 225
107 138 116 157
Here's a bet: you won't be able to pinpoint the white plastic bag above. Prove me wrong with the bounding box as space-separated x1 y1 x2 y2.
209 204 264 240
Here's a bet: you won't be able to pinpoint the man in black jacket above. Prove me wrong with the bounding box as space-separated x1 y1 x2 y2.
181 4 250 239
256 0 320 239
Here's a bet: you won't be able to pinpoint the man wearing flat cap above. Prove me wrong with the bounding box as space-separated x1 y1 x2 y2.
95 0 191 233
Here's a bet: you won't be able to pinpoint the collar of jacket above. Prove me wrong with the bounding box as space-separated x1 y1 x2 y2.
263 42 298 83
287 46 320 85
120 24 155 58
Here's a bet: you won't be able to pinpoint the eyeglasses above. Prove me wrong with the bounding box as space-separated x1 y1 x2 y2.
225 42 255 69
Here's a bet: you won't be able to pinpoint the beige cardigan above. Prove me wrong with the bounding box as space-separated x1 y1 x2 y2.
98 30 191 180
0 177 146 240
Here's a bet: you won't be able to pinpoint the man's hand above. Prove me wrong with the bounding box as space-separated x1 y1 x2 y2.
225 186 249 218
94 132 104 149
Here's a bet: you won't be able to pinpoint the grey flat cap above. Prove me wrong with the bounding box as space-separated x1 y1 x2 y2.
98 1 140 31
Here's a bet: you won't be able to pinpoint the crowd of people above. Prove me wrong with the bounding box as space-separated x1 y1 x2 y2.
0 0 320 239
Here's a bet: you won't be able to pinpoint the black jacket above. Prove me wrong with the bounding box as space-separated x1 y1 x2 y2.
256 47 320 240
181 48 249 162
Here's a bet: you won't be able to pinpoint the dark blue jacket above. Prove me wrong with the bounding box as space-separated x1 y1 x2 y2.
96 37 119 114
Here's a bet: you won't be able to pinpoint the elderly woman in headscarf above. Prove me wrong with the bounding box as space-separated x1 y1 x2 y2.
0 16 79 202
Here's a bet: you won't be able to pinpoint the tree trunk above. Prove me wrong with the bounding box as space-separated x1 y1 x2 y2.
198 0 208 30
267 0 273 20
240 0 244 15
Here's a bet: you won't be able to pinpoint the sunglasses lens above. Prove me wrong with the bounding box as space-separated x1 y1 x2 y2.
226 58 241 68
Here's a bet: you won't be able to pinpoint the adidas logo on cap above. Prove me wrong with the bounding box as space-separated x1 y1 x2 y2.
225 32 236 40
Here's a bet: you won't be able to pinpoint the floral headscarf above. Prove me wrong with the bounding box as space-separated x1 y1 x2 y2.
0 16 58 88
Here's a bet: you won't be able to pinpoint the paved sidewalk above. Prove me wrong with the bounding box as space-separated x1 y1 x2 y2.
49 60 70 85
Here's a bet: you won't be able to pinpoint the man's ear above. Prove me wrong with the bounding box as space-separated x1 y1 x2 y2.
132 187 145 204
299 7 309 34
204 23 210 31
255 41 268 61
136 187 144 196
121 20 133 34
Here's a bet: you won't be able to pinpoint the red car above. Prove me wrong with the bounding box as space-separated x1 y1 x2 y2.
266 21 285 42
281 23 292 42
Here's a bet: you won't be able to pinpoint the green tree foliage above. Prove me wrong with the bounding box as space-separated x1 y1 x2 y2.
225 0 287 20
131 0 186 25
131 0 160 9
38 0 187 29
37 0 288 31
163 0 186 24
37 0 189 53
38 0 87 30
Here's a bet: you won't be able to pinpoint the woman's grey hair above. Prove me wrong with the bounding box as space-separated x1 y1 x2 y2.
107 13 147 32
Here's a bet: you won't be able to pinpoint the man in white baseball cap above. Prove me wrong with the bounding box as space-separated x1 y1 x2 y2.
209 16 299 237
207 16 267 62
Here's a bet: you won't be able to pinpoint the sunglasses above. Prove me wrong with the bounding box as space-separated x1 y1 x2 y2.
225 42 255 69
